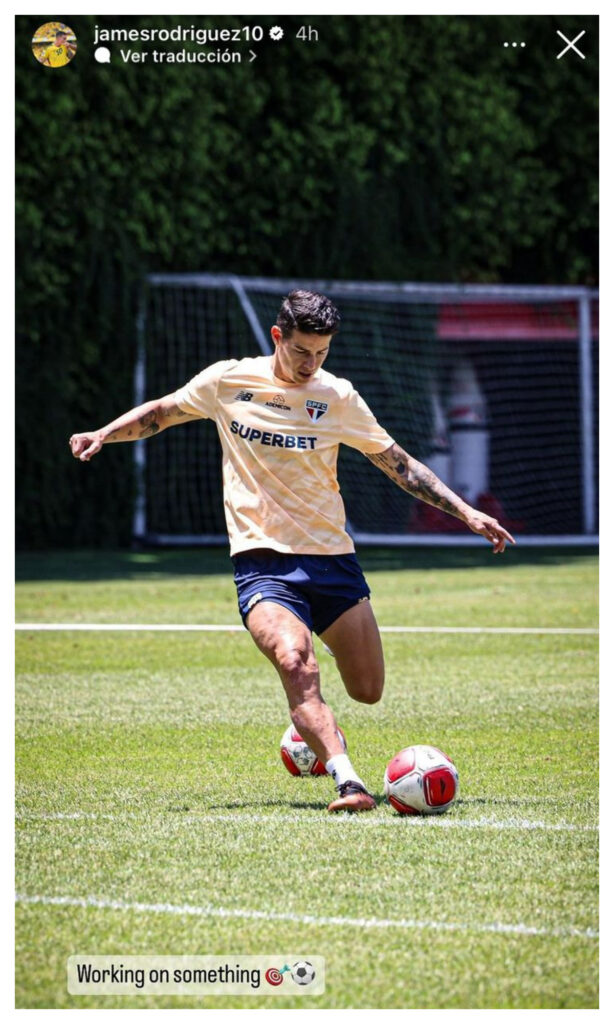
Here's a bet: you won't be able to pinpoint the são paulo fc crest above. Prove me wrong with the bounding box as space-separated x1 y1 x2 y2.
305 400 328 422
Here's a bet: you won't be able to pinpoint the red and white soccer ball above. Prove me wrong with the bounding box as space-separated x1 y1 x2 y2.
384 744 459 815
280 724 346 776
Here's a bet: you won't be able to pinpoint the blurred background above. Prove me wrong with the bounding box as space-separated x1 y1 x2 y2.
15 14 599 550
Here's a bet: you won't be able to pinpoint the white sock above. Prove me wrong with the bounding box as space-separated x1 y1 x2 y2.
325 754 365 790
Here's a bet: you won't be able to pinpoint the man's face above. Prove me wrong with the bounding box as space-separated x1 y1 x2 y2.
271 327 332 385
56 33 66 44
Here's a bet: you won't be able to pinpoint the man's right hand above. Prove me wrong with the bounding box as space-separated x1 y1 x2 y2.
69 396 197 462
69 432 105 461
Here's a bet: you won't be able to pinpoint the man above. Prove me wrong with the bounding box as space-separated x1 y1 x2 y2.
42 29 74 68
70 290 514 813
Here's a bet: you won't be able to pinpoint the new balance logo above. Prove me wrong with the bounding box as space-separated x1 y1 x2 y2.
235 390 254 402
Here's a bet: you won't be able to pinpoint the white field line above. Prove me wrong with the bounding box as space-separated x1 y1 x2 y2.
15 623 598 635
15 892 598 941
15 811 598 832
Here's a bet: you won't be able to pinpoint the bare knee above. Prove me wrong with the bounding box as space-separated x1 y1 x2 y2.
276 644 318 683
348 671 384 705
353 688 383 705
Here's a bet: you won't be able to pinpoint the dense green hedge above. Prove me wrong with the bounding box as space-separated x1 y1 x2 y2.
15 14 598 547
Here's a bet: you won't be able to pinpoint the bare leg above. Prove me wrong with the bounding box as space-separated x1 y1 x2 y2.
246 600 345 765
320 599 385 704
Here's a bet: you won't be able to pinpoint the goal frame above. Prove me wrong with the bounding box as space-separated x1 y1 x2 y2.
134 275 598 547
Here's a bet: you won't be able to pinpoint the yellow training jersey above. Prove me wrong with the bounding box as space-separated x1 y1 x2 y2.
175 355 394 556
43 44 71 67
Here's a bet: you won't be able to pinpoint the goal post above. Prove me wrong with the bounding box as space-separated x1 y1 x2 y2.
134 275 599 547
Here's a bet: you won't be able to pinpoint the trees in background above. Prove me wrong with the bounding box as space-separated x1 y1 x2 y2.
15 14 598 546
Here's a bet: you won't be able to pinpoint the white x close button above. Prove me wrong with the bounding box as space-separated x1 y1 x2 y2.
556 30 586 60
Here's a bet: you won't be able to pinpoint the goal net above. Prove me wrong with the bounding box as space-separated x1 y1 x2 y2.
135 275 598 546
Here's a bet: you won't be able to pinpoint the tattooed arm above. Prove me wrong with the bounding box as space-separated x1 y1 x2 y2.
69 394 199 462
366 442 515 553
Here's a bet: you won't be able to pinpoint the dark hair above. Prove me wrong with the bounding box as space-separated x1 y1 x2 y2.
276 290 341 339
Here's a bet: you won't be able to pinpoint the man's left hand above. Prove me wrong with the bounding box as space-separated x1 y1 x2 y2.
464 509 516 554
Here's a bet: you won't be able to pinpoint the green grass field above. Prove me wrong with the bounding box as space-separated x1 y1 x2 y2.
15 548 598 1008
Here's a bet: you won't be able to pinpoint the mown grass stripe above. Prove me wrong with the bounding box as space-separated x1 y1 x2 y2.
15 893 598 941
15 811 598 832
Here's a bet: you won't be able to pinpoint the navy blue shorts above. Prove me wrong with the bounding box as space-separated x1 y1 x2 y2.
232 548 371 635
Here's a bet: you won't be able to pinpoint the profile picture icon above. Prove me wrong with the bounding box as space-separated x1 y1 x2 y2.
32 22 77 68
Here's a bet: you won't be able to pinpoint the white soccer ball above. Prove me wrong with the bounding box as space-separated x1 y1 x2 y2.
280 724 346 777
291 960 316 985
384 744 459 815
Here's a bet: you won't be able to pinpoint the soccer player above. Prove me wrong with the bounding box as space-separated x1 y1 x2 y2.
41 30 74 68
69 291 514 813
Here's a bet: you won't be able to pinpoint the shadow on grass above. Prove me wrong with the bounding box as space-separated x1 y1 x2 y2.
16 545 597 583
16 548 234 582
203 793 388 812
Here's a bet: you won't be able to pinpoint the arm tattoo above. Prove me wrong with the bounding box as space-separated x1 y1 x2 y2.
366 443 468 520
103 401 196 445
138 409 160 438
